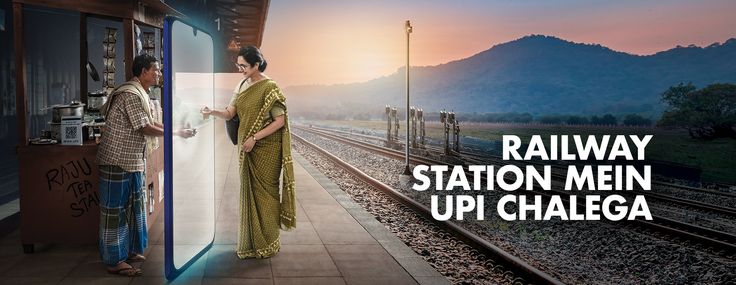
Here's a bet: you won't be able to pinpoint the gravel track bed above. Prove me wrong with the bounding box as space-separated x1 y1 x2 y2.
294 129 736 284
645 201 736 234
653 186 736 209
657 177 736 195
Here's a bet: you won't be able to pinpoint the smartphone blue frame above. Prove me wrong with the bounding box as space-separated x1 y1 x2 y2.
162 16 215 281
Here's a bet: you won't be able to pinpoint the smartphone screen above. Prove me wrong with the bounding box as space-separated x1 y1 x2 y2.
163 17 216 280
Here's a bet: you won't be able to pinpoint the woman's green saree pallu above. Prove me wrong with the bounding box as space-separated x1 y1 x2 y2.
234 79 296 259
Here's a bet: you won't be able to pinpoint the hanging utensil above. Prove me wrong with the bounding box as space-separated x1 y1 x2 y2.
87 61 100 82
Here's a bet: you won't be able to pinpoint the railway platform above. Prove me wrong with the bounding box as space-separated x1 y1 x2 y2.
0 125 448 285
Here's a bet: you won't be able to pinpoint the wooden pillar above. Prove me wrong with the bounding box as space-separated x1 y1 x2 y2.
256 0 270 48
123 18 134 80
13 2 27 146
80 13 87 105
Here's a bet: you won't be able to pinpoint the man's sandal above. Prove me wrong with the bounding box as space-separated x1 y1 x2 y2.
107 266 142 277
127 254 147 263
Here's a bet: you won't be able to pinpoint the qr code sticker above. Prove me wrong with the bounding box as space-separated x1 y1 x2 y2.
65 126 78 138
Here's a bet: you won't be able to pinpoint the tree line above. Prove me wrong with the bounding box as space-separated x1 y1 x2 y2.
658 83 736 139
291 83 735 139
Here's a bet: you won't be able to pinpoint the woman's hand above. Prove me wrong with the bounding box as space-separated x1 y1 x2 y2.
242 136 256 152
200 106 213 120
201 106 236 120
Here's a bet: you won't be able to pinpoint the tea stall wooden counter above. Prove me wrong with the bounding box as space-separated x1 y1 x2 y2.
17 140 164 252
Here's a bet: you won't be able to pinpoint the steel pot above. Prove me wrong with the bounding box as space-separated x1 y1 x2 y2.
87 91 108 111
52 103 84 123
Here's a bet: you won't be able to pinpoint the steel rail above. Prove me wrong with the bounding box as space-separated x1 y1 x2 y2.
292 133 565 285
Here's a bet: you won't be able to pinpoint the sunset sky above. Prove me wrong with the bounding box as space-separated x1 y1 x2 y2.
259 0 736 87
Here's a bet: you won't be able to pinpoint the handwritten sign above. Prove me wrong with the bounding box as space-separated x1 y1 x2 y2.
45 158 99 217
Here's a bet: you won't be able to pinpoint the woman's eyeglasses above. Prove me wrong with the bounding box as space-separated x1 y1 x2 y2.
235 63 250 71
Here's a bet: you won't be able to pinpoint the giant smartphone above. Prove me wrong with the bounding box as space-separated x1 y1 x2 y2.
162 17 216 280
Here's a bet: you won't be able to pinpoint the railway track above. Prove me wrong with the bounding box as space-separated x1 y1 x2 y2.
292 132 565 285
294 125 736 256
459 154 736 218
304 124 736 213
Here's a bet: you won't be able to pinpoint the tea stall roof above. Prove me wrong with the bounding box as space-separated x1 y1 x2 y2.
167 0 270 71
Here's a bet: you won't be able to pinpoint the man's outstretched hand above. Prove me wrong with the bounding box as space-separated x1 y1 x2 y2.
176 128 197 138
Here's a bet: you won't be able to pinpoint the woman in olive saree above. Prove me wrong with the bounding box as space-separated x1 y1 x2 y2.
234 77 295 258
202 46 295 259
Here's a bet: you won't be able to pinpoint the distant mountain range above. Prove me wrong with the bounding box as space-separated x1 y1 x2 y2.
285 35 736 117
